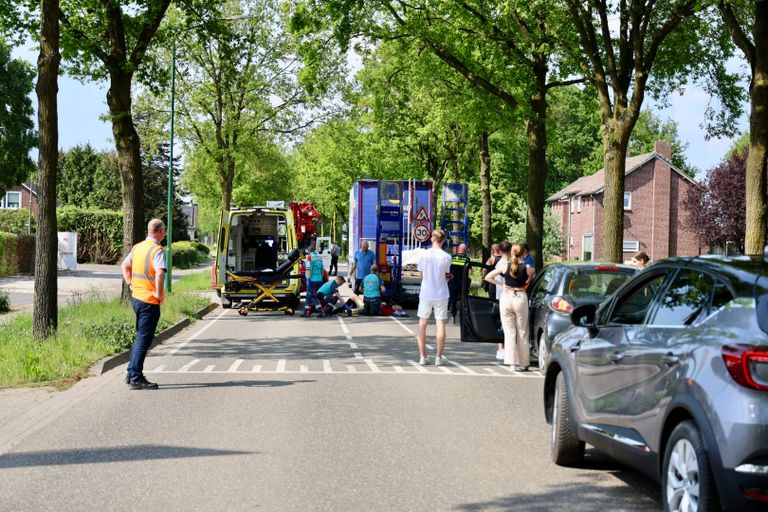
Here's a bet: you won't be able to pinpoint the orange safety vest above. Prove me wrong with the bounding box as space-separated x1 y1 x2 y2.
131 239 164 304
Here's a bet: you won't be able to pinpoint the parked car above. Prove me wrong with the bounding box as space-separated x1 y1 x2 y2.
528 263 637 374
544 253 768 511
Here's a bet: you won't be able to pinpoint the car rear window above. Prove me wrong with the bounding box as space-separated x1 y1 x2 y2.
565 270 634 298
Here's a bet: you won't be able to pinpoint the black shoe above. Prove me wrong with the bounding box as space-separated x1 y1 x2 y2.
125 374 130 384
129 377 158 390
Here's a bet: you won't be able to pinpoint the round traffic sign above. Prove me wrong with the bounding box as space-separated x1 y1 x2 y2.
413 223 430 242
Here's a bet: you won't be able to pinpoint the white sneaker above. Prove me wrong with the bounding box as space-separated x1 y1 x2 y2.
435 355 445 366
495 350 504 360
418 356 428 365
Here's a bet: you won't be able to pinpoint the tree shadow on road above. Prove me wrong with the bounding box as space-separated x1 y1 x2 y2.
0 444 253 469
157 379 316 390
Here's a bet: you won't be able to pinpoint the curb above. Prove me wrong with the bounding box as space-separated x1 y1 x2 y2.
91 302 220 376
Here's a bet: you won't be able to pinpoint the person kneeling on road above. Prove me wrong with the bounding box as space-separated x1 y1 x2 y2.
362 265 385 316
317 276 346 317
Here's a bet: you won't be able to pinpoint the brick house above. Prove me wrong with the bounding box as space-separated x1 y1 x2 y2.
547 141 704 262
0 182 38 214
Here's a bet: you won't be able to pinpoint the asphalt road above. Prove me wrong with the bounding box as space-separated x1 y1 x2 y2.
0 303 662 511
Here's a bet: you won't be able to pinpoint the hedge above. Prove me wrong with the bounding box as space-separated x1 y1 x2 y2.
0 232 35 276
57 206 123 264
0 208 34 235
171 241 211 269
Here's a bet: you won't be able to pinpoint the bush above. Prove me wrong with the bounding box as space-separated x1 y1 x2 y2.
0 289 9 313
0 232 35 276
171 241 210 269
191 240 210 256
0 208 34 234
57 205 123 264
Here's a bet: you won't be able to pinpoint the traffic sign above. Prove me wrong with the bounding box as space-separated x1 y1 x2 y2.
413 223 430 242
414 206 430 222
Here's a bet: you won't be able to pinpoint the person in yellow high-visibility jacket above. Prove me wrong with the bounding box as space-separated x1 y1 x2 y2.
121 219 167 390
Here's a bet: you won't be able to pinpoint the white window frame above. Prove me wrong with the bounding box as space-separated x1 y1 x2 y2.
570 195 581 214
623 191 632 210
2 191 21 210
623 240 640 252
582 234 593 261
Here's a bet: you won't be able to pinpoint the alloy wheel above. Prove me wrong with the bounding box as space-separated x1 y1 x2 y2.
666 438 700 512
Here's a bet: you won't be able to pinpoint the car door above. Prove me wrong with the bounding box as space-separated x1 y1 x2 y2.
571 271 670 423
528 266 560 344
460 261 503 343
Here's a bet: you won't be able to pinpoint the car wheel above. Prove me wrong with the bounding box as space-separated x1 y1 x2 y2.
662 421 719 512
538 332 549 376
551 371 585 466
221 295 232 309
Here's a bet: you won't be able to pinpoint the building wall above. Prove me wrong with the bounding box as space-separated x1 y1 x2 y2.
1 186 38 214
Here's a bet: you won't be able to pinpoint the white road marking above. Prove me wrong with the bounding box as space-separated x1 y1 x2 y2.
446 358 476 375
300 365 308 373
323 360 332 373
228 359 244 372
338 316 350 334
166 308 228 356
393 365 405 373
178 359 201 372
390 316 415 335
251 364 262 372
276 359 286 372
354 352 363 359
346 365 357 372
364 359 381 373
407 360 429 373
153 364 167 372
485 368 499 376
439 366 453 374
203 365 215 373
345 334 353 341
349 343 358 349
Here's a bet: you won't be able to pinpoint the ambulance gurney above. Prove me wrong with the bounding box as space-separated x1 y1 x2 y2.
224 248 304 316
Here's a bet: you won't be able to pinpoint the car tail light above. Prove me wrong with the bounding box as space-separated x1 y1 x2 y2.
722 345 768 391
550 296 573 313
595 266 620 272
742 486 768 502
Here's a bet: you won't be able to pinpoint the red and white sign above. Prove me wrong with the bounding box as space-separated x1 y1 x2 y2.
413 223 430 242
414 206 430 222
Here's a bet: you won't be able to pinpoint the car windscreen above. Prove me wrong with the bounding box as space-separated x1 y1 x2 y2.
564 269 634 300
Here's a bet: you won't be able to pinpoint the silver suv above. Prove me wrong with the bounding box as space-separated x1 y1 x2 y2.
544 253 768 511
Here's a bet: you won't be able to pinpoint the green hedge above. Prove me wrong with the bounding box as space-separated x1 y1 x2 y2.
0 232 35 276
0 208 34 235
57 205 123 264
171 241 211 269
191 240 210 256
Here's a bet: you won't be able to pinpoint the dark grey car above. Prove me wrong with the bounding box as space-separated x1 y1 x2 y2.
544 254 768 511
528 263 636 374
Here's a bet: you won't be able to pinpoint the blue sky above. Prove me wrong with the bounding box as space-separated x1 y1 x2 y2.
13 46 748 178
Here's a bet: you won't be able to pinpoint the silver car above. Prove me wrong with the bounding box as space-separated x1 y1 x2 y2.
543 253 768 511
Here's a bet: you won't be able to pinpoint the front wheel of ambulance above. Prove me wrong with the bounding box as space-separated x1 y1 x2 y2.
221 295 233 309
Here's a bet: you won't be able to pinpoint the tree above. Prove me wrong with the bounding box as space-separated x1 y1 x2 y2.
562 1 733 261
684 148 747 251
718 0 768 254
629 110 695 176
0 38 36 196
32 0 60 339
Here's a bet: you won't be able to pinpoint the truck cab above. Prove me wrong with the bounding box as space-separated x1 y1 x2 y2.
213 206 301 309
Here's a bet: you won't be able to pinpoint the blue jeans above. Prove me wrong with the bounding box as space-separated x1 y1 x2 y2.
305 280 323 310
127 298 161 382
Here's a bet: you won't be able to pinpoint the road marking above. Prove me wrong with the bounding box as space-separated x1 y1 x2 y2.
323 360 332 373
228 359 244 372
485 368 499 375
407 360 429 373
354 352 363 359
178 359 201 372
439 366 452 374
251 364 262 372
393 365 404 373
390 316 415 335
203 365 215 372
446 358 476 375
364 359 380 373
153 364 167 372
300 365 308 373
276 359 286 372
345 334 353 341
166 308 228 356
349 342 358 349
346 365 357 372
493 362 517 374
337 316 350 334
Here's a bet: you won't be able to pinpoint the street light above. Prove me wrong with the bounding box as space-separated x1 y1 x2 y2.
165 15 253 293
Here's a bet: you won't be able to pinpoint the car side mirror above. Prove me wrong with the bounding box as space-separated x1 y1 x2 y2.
571 304 598 337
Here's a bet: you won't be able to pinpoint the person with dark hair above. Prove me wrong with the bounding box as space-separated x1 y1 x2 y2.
522 244 536 284
329 242 340 276
317 275 346 315
362 265 385 315
632 251 650 269
448 243 470 323
484 243 531 372
304 245 325 317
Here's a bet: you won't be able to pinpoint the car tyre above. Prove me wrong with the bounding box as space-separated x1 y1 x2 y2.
661 421 719 512
221 295 233 309
538 332 549 376
551 371 585 466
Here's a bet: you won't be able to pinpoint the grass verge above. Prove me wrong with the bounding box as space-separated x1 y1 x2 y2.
0 271 212 388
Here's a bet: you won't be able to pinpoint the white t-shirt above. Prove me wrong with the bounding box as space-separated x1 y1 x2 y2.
494 256 508 300
418 247 452 301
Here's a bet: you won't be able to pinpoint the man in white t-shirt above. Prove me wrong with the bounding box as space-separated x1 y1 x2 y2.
416 229 453 366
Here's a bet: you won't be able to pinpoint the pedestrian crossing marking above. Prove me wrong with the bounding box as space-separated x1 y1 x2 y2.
203 365 215 373
364 359 380 373
251 364 262 372
178 359 200 372
228 359 243 372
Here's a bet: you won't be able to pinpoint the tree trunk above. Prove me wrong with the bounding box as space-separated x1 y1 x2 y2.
744 1 768 255
107 70 145 302
602 121 633 262
33 0 60 339
525 65 548 269
220 162 234 212
479 131 492 260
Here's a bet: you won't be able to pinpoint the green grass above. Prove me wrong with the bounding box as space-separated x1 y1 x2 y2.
172 269 214 292
0 272 212 388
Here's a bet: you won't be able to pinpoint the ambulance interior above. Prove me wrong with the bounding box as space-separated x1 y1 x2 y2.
227 213 290 274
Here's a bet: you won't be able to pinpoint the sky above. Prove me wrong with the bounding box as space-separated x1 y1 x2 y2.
12 45 748 179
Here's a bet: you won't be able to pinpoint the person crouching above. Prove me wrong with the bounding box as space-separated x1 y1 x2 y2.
317 276 346 317
362 264 385 315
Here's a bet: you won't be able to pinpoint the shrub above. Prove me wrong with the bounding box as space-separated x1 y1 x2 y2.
0 289 9 313
0 232 35 276
191 240 210 256
57 205 123 264
171 241 210 269
0 208 34 234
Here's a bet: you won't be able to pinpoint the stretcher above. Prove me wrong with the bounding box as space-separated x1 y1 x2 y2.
222 248 304 316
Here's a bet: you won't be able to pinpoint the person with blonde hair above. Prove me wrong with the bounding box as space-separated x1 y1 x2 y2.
484 243 531 371
416 229 453 365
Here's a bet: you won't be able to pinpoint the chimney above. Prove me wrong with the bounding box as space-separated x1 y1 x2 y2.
654 140 672 160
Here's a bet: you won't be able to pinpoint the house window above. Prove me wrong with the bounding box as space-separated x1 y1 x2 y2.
623 240 640 252
570 195 581 214
623 192 632 210
1 191 21 209
583 235 593 261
